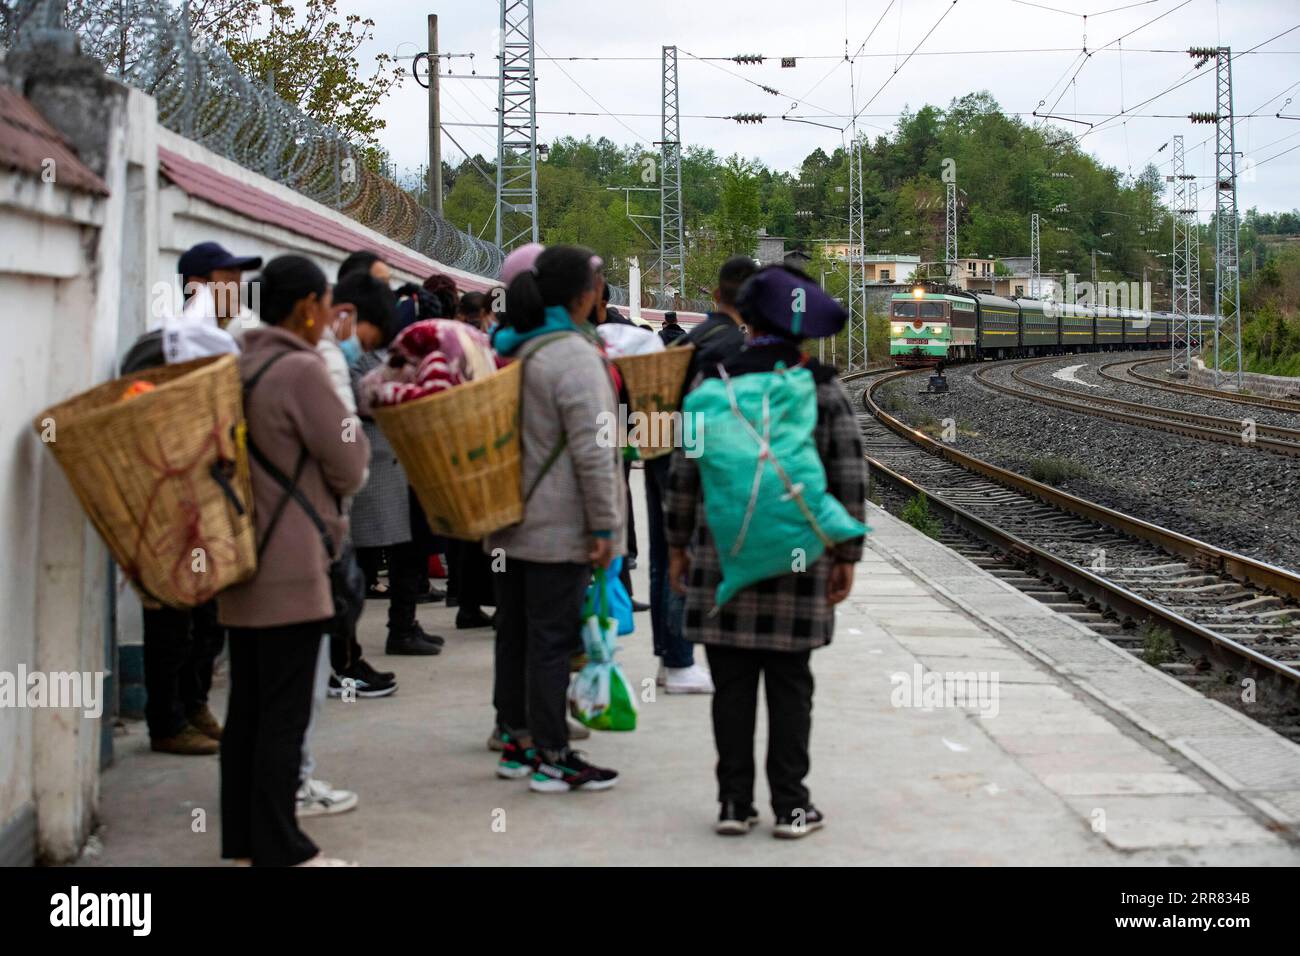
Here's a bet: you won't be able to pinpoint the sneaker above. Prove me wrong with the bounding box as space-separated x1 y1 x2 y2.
455 608 493 629
495 733 539 779
329 660 398 699
385 626 443 656
487 725 507 751
715 801 760 835
773 806 825 839
530 749 618 793
631 599 651 613
151 724 219 756
665 664 714 694
295 854 359 867
296 778 359 817
187 704 223 741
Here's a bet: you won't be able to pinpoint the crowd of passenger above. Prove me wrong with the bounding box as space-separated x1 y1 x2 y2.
128 237 867 865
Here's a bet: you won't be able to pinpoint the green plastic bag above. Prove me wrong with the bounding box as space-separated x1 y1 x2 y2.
569 566 638 731
683 364 867 608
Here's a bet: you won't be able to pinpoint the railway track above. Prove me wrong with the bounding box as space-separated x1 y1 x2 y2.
847 367 1300 730
1104 355 1300 415
973 356 1300 458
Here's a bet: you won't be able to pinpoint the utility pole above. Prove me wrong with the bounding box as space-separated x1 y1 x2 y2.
495 0 539 251
659 45 685 304
1190 46 1243 389
427 14 442 215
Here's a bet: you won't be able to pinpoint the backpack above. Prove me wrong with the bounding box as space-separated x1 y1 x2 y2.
683 364 866 608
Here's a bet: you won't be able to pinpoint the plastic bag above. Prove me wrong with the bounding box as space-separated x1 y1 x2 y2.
600 556 634 636
569 566 638 731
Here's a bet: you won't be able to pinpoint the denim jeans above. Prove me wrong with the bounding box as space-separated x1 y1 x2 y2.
645 455 694 668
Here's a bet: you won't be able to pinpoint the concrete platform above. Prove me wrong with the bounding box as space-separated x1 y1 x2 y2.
83 471 1300 866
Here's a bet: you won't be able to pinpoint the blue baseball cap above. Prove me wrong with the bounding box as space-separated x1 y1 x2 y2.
177 241 262 280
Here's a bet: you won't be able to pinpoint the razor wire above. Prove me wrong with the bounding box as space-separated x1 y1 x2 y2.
8 0 504 278
7 0 718 308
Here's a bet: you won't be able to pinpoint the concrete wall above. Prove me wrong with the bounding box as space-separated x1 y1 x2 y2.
1189 357 1300 399
0 41 519 863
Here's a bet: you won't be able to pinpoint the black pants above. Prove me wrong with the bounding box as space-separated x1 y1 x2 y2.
142 600 224 739
221 621 322 866
384 539 425 636
448 538 494 612
705 645 814 816
493 558 589 752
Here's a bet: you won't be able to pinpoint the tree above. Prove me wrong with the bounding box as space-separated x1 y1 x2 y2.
58 0 400 148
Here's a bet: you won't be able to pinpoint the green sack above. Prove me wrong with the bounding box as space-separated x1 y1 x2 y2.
569 566 638 731
683 365 867 608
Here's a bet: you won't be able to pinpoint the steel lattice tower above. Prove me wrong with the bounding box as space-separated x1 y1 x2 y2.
1170 135 1192 372
659 45 685 302
495 0 539 252
1211 48 1243 390
1186 176 1202 322
1029 213 1041 298
845 133 868 370
945 182 958 285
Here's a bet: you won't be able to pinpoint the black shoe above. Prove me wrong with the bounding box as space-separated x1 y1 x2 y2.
456 608 493 630
416 584 447 604
329 660 398 698
491 610 499 628
773 805 825 839
385 626 443 656
445 594 460 608
529 749 618 793
715 801 760 835
631 599 651 613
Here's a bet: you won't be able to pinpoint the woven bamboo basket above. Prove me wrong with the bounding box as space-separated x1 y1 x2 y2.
371 361 523 540
612 344 695 460
31 354 257 608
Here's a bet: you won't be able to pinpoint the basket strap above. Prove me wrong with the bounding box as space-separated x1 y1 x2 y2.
519 332 578 503
244 350 337 560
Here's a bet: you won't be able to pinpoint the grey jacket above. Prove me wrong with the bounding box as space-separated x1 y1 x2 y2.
348 349 412 548
486 331 626 565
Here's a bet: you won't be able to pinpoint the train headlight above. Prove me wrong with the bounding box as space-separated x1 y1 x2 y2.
932 325 944 334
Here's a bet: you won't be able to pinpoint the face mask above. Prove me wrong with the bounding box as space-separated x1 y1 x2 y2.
339 334 363 366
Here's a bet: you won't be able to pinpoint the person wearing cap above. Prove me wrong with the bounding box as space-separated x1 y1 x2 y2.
664 264 868 839
177 240 263 329
118 240 262 756
658 311 687 346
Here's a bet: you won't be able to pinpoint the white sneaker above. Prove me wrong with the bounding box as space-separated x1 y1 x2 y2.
296 778 359 817
665 664 714 694
295 854 359 867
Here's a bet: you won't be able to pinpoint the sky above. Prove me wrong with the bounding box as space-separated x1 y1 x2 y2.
333 0 1300 217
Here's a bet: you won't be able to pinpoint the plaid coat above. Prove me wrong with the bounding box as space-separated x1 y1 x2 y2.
664 350 868 653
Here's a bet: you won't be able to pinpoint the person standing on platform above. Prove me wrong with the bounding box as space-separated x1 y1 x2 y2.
644 256 757 695
218 255 369 866
665 265 868 839
487 244 624 793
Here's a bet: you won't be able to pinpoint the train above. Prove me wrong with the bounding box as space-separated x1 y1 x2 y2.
889 288 1174 368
